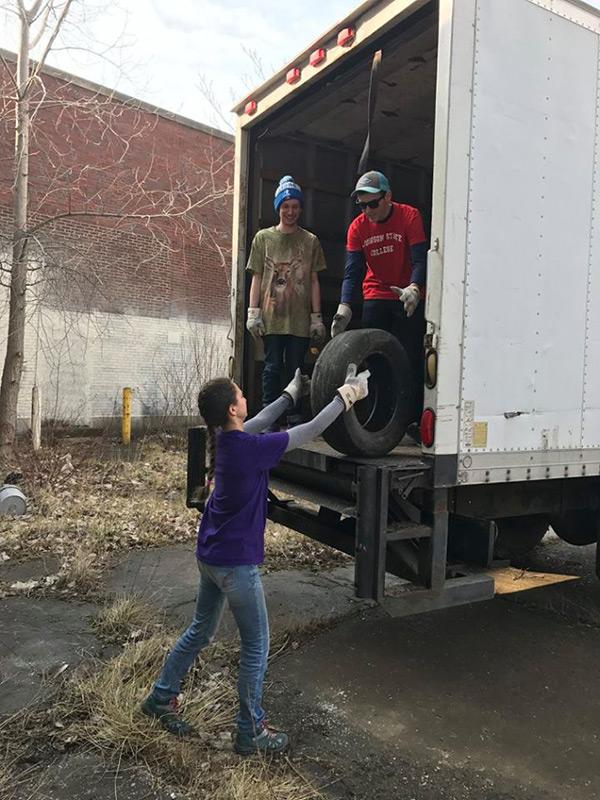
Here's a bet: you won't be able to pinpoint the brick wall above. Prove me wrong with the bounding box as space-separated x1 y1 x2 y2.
0 55 234 427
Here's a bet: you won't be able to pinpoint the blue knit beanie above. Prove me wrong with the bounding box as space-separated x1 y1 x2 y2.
274 175 303 212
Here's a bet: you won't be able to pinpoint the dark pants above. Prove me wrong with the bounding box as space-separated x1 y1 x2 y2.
362 299 425 423
262 334 309 409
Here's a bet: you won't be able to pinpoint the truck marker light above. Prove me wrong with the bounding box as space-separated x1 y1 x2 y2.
420 408 436 449
286 67 301 84
309 48 326 67
337 27 355 47
244 100 257 116
425 347 437 389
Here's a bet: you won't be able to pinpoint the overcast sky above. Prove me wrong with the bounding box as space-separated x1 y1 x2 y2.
0 0 357 130
1 0 599 132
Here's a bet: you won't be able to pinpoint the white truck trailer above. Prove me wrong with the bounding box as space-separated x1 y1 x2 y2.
189 0 600 613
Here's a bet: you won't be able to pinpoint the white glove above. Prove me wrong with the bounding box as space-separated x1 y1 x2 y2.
331 303 352 338
390 284 420 318
310 312 326 344
336 363 370 411
246 307 265 339
283 368 311 405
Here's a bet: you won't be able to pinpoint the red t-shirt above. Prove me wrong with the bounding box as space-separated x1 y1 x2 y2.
346 202 426 300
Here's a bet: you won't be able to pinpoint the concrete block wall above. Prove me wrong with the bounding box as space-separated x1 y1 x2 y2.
0 299 231 428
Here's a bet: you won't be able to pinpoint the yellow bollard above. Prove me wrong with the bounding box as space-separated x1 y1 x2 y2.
122 387 132 445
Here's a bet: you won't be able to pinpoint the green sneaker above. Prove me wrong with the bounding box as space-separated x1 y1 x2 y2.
233 723 289 756
141 693 194 737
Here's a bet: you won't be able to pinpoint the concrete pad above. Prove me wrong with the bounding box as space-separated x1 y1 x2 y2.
267 598 600 800
0 555 61 583
15 751 183 800
106 544 365 635
0 598 100 716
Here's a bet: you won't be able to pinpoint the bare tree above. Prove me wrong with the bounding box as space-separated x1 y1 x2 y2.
0 0 233 455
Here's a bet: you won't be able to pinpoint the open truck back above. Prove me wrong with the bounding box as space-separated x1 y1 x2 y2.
194 0 600 613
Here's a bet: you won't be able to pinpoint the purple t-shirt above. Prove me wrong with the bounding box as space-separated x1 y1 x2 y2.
196 429 289 566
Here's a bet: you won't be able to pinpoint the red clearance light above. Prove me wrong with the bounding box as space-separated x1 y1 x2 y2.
244 100 257 116
337 27 355 47
420 408 436 449
286 67 301 84
310 48 326 67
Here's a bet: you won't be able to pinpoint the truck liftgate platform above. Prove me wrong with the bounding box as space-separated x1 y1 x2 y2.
187 429 495 616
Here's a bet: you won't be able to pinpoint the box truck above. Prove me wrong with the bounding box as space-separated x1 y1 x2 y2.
189 0 600 614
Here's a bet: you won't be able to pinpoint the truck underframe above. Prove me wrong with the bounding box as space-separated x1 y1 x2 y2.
187 429 600 615
268 439 496 614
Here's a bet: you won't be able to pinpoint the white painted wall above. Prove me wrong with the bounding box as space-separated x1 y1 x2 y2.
0 295 231 428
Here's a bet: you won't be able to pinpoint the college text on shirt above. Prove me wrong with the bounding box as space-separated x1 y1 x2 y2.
364 231 404 257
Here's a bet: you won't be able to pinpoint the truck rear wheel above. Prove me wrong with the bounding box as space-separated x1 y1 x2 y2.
494 515 549 560
550 510 599 546
311 329 413 457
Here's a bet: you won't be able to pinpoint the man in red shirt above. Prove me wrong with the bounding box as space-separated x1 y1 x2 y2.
330 170 428 423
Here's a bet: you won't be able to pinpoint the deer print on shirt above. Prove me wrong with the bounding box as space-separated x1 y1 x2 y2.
264 252 305 317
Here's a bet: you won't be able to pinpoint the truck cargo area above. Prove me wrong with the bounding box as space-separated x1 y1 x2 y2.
244 0 437 409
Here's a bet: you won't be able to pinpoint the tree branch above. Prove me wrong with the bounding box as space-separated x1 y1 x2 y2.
28 0 74 85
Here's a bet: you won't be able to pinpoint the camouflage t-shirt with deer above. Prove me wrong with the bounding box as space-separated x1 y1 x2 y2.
246 227 326 337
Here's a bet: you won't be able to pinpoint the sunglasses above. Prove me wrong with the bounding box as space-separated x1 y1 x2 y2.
356 194 384 210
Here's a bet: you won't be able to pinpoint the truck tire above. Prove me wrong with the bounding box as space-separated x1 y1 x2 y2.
494 515 549 560
311 328 413 457
550 510 599 546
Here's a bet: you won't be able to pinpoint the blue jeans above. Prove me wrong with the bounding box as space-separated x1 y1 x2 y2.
152 562 269 735
262 334 309 407
362 299 425 423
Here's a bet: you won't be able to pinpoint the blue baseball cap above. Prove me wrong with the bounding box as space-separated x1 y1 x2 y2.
274 175 303 212
351 170 391 198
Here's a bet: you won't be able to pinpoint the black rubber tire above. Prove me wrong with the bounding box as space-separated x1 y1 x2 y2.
494 515 549 560
311 328 413 457
550 510 599 546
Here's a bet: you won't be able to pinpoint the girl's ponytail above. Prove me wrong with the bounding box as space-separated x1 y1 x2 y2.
195 424 217 503
193 377 237 506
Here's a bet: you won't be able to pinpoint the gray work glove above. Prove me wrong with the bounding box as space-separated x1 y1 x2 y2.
246 307 265 339
390 284 420 318
310 312 326 344
330 303 352 337
336 363 370 411
283 368 311 405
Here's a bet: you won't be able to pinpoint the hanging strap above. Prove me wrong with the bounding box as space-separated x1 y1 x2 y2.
357 49 383 175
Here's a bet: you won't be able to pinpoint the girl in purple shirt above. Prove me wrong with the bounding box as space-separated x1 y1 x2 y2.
142 365 369 755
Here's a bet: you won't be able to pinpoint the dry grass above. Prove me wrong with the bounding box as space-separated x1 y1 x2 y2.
0 438 196 565
0 437 347 581
264 520 349 572
56 538 103 594
213 760 323 800
93 594 163 642
71 633 236 770
0 713 52 799
0 763 16 800
66 632 322 799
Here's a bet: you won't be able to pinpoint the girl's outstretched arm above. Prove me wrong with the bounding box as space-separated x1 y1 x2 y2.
285 397 345 451
243 395 292 434
284 364 370 451
244 369 309 434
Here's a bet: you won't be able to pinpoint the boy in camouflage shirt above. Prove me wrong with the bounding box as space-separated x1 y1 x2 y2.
246 176 326 426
